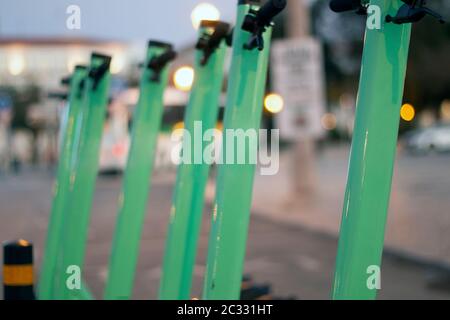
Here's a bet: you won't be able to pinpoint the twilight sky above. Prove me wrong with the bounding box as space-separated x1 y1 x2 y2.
0 0 238 48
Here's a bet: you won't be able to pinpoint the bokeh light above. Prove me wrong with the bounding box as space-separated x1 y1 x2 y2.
400 103 415 122
173 66 195 91
191 3 220 30
264 93 284 114
110 55 126 74
8 52 26 76
321 113 337 131
440 100 450 121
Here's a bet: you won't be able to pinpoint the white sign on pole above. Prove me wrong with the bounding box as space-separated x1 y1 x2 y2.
271 37 326 140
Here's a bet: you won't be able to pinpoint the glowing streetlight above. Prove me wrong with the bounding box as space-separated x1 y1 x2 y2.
191 3 220 30
173 66 195 91
400 103 415 122
264 93 284 114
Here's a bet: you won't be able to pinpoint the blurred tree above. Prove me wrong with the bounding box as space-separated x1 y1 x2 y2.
311 0 450 116
406 12 450 109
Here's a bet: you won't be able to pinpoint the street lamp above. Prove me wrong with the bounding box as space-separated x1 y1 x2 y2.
264 93 284 114
173 66 195 91
191 3 220 30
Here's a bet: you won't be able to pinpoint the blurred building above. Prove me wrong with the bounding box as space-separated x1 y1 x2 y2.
0 38 131 89
0 38 132 168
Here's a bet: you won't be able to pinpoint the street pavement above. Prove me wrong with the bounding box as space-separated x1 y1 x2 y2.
246 145 450 266
1 146 450 300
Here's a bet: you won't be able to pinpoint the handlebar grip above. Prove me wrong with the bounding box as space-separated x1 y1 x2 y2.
213 21 231 39
329 0 361 13
199 20 230 43
256 0 287 27
148 50 177 69
61 76 71 86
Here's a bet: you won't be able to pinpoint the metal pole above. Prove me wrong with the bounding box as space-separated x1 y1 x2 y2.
286 0 317 196
203 0 285 300
286 0 310 37
56 53 111 300
104 41 175 300
38 66 87 300
159 20 229 300
332 0 411 300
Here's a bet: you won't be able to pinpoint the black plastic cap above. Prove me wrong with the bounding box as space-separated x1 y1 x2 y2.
256 0 287 26
91 52 112 68
74 65 87 71
91 52 112 60
199 20 231 38
4 240 33 265
148 40 174 50
267 0 285 9
61 76 71 86
200 20 223 29
239 0 262 5
329 0 361 13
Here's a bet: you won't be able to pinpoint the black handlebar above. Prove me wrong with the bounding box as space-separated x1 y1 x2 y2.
196 20 231 65
148 50 177 70
241 0 286 51
329 0 362 13
196 20 230 50
211 21 231 43
146 45 177 82
60 76 71 86
87 55 111 90
256 0 286 27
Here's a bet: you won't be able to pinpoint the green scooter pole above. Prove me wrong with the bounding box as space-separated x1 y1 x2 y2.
38 66 87 300
56 53 111 300
159 20 230 300
104 41 176 300
203 0 286 300
330 0 444 299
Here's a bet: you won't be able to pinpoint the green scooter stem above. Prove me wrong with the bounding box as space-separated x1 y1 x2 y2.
56 53 111 300
203 2 272 300
104 42 173 300
38 66 87 300
159 23 228 300
332 0 411 300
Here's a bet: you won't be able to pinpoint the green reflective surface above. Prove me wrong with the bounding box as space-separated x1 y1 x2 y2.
332 0 411 300
38 67 87 300
104 45 171 300
203 3 272 300
56 54 111 300
159 28 227 300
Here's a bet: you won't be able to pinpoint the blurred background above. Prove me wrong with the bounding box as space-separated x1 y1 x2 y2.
1 0 450 299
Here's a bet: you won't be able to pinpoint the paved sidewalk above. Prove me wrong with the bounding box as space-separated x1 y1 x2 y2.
1 153 450 299
206 145 450 267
